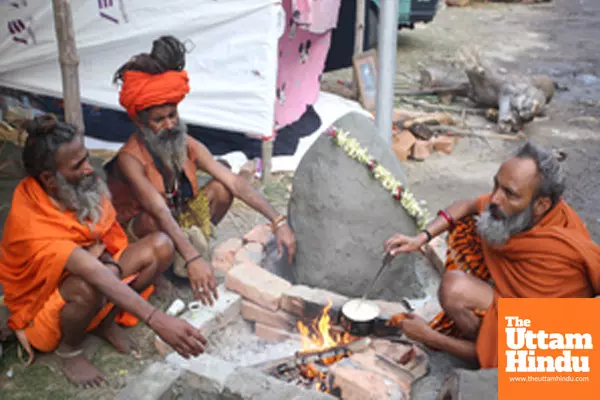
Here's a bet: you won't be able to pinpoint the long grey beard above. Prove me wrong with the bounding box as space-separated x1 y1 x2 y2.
476 203 534 247
140 119 188 173
55 172 110 225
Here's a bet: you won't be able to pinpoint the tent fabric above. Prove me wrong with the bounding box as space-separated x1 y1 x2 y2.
13 89 320 159
0 0 283 137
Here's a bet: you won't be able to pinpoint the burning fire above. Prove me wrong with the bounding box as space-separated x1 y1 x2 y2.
295 301 353 393
297 301 350 352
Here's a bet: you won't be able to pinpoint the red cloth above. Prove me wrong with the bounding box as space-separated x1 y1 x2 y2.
119 70 190 119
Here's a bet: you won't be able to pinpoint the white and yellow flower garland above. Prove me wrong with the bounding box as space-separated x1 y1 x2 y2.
326 127 431 230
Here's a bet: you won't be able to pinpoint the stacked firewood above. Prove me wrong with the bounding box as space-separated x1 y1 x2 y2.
391 109 459 162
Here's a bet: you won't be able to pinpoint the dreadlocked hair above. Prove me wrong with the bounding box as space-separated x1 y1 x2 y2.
112 35 187 84
22 114 78 179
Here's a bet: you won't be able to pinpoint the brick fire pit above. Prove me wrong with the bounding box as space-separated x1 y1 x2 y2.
118 224 446 400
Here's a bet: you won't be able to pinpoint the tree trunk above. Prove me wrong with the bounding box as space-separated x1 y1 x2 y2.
52 0 84 133
459 47 551 133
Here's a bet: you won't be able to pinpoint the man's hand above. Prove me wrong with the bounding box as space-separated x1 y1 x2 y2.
384 233 427 256
397 313 436 345
187 258 218 306
275 223 296 264
148 311 207 359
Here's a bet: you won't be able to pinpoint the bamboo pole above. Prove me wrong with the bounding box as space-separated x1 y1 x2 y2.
354 0 365 56
352 0 366 97
260 138 273 184
52 0 84 133
375 0 399 144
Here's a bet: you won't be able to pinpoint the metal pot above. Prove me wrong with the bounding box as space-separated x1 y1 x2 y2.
340 299 381 337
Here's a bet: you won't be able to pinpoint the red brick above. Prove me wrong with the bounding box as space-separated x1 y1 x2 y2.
242 223 273 246
241 300 297 331
411 139 433 161
280 285 348 320
347 347 421 395
432 135 456 154
211 238 243 272
234 242 263 265
370 339 429 381
330 363 407 400
225 262 291 311
254 323 300 342
392 130 417 162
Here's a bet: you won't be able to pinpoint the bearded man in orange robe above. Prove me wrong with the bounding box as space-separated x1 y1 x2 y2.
384 141 600 368
0 115 207 387
104 36 296 306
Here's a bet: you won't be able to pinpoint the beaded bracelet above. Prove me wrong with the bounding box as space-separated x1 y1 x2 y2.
438 209 455 230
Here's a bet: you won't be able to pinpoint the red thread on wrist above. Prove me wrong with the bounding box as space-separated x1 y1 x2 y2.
438 209 455 230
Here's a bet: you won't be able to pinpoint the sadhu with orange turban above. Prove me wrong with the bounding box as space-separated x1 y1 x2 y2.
384 142 600 368
0 114 208 387
105 35 297 306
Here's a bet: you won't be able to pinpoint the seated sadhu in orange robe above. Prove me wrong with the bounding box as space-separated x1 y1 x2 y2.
384 141 600 368
104 36 297 306
0 115 207 387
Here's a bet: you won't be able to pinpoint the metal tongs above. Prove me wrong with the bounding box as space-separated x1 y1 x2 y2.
358 251 394 306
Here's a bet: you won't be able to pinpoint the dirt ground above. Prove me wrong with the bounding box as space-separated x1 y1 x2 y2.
1 1 599 398
329 0 600 242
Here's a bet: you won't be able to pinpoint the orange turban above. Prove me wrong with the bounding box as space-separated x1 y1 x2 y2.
119 70 190 120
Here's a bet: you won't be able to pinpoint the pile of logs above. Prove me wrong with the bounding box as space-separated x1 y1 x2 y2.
403 47 556 134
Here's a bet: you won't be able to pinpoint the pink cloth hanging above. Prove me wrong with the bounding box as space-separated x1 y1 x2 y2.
291 0 342 34
274 0 336 128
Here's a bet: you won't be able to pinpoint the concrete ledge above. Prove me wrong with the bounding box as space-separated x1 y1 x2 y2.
163 353 336 400
116 361 182 400
165 353 237 394
154 284 242 356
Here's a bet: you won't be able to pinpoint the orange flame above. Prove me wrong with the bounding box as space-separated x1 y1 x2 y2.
296 300 350 353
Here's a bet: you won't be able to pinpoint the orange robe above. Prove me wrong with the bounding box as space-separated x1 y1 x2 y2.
0 177 144 351
474 194 600 368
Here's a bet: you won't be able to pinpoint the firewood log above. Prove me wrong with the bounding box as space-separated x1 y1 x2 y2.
459 46 553 133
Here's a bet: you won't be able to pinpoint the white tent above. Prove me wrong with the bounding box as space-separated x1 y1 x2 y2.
0 0 283 138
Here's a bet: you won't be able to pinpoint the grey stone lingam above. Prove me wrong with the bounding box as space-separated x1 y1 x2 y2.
279 112 439 301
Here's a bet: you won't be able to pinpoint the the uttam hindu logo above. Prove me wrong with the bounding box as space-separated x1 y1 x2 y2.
504 315 592 373
498 298 600 399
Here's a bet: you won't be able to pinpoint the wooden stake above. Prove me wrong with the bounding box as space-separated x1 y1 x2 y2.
261 138 273 184
52 0 84 133
352 0 366 98
354 0 365 56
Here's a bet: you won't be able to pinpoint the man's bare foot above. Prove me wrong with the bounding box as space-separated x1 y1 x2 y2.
54 345 106 388
93 320 139 356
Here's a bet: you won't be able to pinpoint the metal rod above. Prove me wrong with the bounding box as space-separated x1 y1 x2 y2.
375 0 399 144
